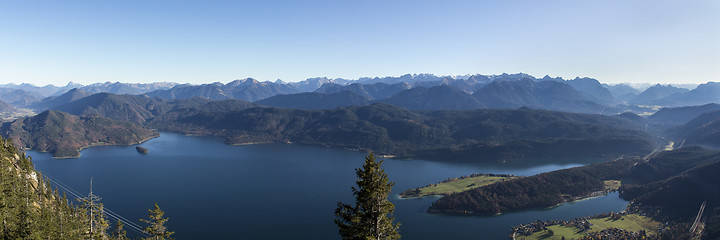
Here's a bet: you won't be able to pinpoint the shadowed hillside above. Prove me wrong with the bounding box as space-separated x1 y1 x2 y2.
31 88 93 110
256 91 371 109
377 85 485 110
0 110 158 158
147 103 656 162
429 147 720 223
43 92 657 162
472 79 612 114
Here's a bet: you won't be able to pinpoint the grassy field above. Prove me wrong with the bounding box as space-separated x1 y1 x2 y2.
521 225 587 240
402 175 515 198
603 180 622 191
588 214 660 234
519 214 660 240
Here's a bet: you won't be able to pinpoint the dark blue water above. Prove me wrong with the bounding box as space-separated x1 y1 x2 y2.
28 132 629 239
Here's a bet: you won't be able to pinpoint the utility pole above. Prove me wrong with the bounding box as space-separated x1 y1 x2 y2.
90 178 94 240
82 177 103 240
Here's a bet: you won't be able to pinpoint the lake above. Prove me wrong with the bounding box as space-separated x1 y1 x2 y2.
28 132 629 239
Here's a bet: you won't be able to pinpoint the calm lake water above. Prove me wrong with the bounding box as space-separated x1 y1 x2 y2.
28 132 629 239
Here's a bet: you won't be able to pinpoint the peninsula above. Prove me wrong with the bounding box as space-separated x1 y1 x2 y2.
0 110 158 158
400 173 516 198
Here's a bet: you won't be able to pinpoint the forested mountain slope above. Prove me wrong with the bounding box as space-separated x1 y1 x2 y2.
428 158 637 215
428 146 720 223
649 103 720 125
0 136 87 239
376 85 485 110
0 110 158 158
146 103 656 161
46 92 657 162
671 110 720 149
256 91 371 109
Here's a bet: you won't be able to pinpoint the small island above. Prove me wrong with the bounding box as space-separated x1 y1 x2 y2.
136 146 149 154
399 173 517 198
0 110 159 158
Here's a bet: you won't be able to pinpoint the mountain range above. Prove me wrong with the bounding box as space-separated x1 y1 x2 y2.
31 88 93 110
3 74 716 115
257 77 620 113
80 81 178 95
315 82 413 100
44 92 656 162
0 87 40 107
2 73 719 240
144 78 300 102
0 82 80 99
628 84 689 105
603 83 640 102
650 82 720 107
566 77 616 105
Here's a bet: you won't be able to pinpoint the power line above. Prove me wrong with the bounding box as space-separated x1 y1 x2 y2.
43 175 83 199
104 209 148 235
42 173 149 236
104 207 147 233
690 201 706 234
45 175 147 235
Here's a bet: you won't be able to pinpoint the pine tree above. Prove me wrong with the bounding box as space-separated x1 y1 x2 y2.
0 136 88 239
140 203 174 240
112 220 127 240
14 151 39 239
79 179 109 240
335 153 401 240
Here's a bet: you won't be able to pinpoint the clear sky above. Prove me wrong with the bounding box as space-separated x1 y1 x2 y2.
1 0 718 86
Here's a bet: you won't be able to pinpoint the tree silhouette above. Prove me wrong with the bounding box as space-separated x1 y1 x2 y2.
335 153 400 240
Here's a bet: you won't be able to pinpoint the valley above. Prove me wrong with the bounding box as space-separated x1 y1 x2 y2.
26 132 630 239
3 1 717 239
1 73 719 239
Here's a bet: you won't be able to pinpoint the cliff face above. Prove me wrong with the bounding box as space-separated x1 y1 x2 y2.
0 110 158 158
0 136 87 239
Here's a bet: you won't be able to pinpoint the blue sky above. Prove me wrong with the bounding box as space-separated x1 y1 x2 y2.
0 0 718 86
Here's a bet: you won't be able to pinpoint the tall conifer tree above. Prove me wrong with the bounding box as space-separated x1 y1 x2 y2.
335 153 401 240
0 136 88 239
79 179 108 240
112 220 127 240
140 203 174 240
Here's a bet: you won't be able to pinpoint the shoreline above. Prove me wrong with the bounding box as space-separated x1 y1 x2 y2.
493 190 620 216
48 132 160 159
396 193 445 200
436 191 621 217
230 141 274 146
399 173 519 199
424 187 620 217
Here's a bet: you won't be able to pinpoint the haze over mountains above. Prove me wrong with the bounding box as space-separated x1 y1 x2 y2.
2 72 720 239
1 73 716 115
0 99 16 113
2 72 720 159
15 90 653 161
